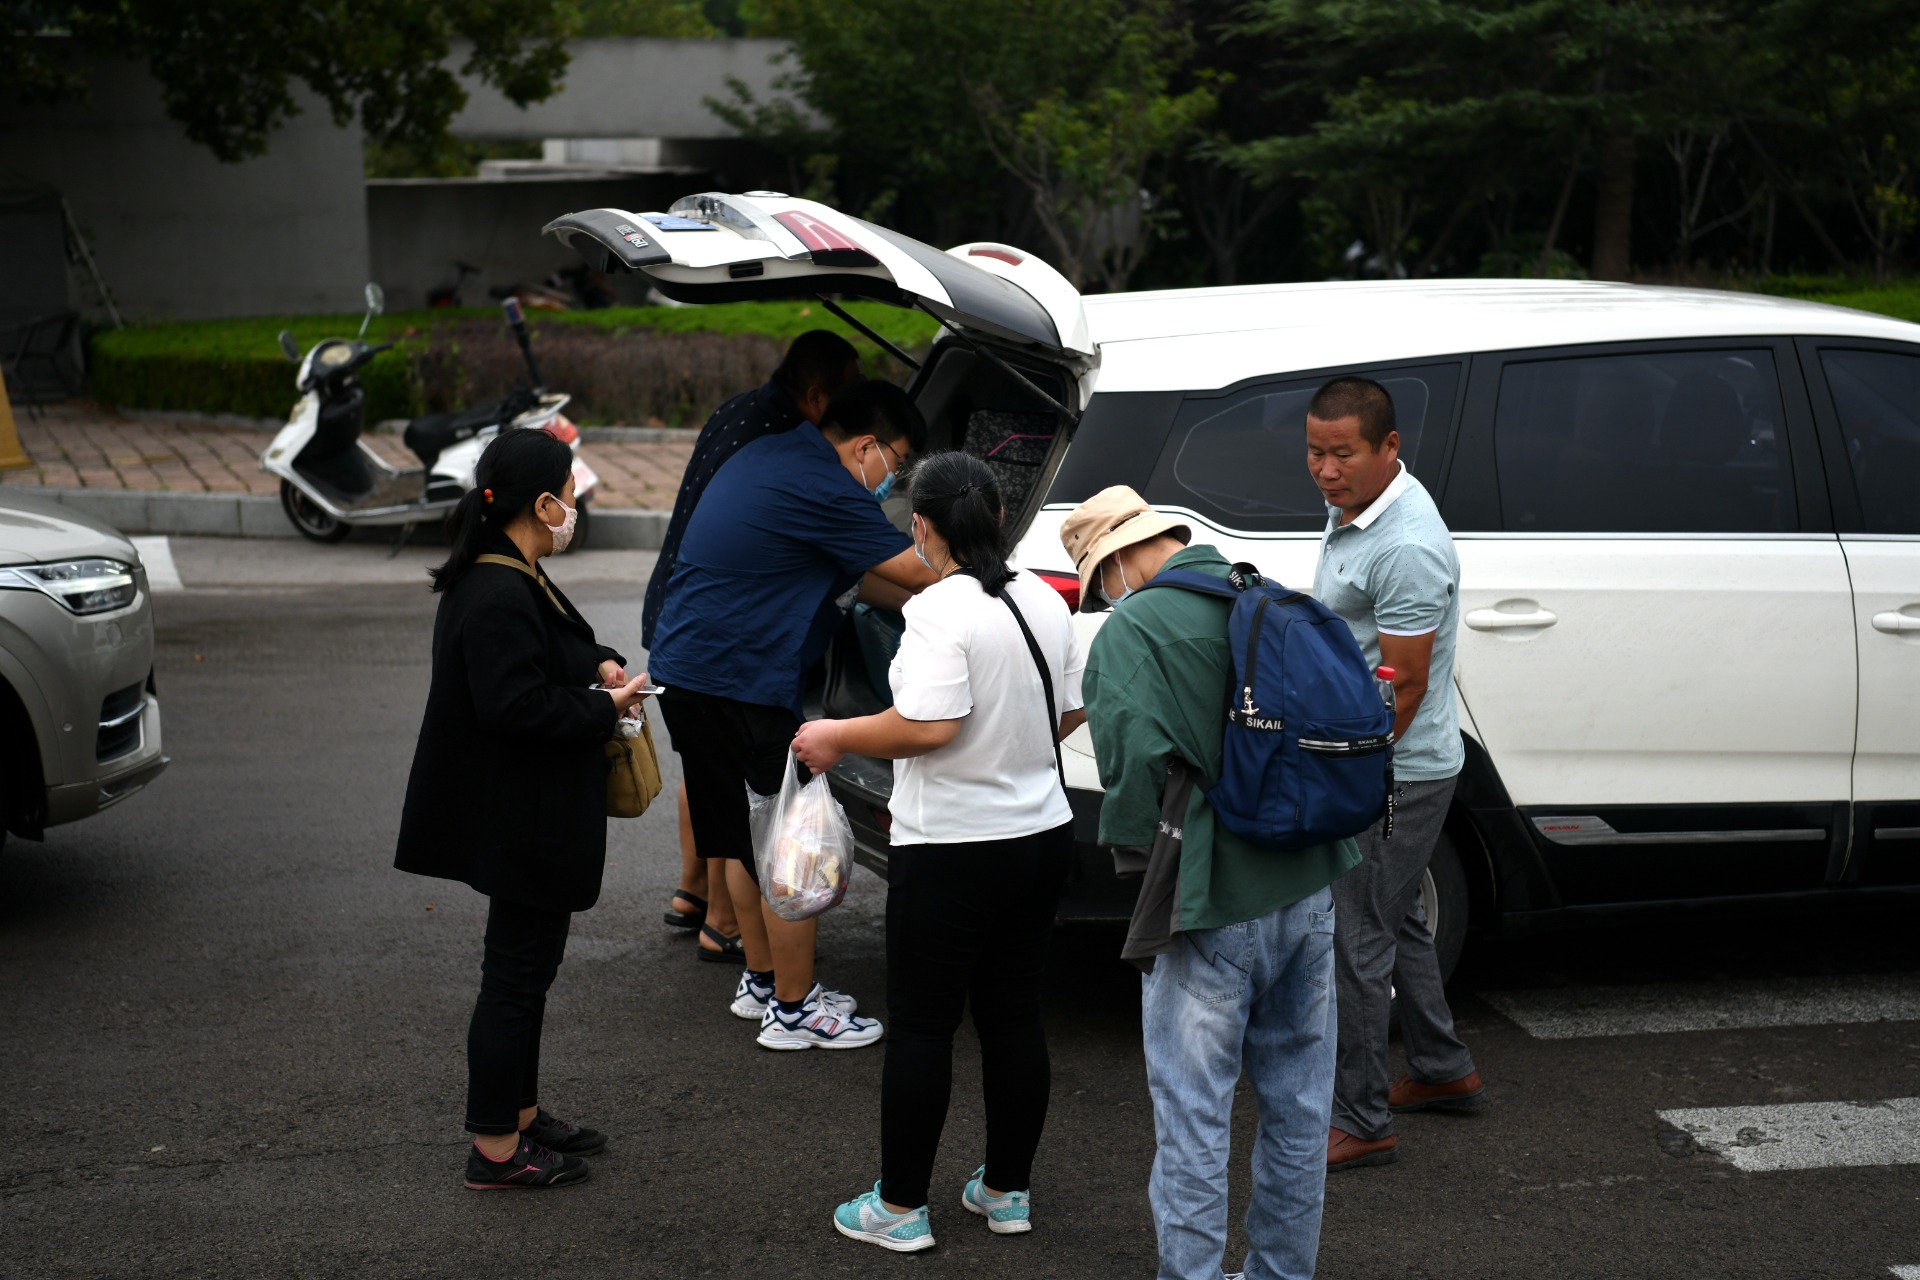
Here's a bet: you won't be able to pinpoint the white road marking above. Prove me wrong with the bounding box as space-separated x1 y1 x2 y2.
1483 973 1920 1039
131 536 183 592
1656 1097 1920 1173
1887 1267 1920 1278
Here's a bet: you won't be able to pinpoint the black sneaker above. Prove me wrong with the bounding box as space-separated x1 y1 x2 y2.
463 1135 590 1190
522 1109 608 1156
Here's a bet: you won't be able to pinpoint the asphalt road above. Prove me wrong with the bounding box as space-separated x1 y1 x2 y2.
4 538 1917 1278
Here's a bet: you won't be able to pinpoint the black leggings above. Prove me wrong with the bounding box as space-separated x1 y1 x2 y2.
880 823 1073 1208
464 896 572 1136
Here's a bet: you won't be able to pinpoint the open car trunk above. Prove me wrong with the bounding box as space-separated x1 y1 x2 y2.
547 191 1096 879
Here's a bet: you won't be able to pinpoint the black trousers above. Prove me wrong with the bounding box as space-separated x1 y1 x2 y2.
880 823 1073 1209
464 896 572 1136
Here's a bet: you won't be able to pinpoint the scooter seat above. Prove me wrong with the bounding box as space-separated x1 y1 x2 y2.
404 399 514 469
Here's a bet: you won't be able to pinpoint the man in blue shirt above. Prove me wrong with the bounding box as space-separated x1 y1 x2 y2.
644 331 861 962
654 380 935 1050
1306 376 1483 1174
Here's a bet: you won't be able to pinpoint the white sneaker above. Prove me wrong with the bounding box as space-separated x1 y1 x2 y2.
757 994 884 1050
730 972 857 1021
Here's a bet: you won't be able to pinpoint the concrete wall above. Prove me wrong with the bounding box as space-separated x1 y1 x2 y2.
0 56 369 322
447 38 815 140
366 172 705 310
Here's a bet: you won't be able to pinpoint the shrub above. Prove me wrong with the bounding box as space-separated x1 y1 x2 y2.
87 301 936 424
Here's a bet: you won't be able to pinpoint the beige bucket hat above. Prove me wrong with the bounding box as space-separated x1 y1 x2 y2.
1058 485 1191 613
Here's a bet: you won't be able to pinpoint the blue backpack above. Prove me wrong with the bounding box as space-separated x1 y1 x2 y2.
1138 563 1394 849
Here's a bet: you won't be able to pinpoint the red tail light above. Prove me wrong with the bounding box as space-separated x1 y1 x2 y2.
543 414 579 445
968 247 1024 266
1034 569 1081 613
773 211 880 268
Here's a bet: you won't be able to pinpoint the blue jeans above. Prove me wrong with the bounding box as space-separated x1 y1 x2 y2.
1140 889 1337 1280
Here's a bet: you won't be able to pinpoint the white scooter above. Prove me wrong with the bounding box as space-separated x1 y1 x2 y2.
261 285 600 549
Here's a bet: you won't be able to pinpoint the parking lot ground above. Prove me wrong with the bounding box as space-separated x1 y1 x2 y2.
3 539 1916 1278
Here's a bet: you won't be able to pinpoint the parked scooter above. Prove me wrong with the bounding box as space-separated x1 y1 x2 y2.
261 284 599 549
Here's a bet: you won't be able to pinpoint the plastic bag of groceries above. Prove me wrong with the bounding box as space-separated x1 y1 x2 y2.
748 760 856 921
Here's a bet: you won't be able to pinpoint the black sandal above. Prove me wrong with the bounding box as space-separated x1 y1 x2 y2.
696 923 746 965
663 890 707 931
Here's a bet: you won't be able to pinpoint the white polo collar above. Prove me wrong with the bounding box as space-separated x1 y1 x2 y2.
1330 460 1410 532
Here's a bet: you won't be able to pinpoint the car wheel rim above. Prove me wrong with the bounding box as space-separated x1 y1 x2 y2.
1417 865 1440 941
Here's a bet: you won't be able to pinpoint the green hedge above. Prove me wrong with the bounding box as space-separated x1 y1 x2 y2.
88 302 942 423
84 285 1919 423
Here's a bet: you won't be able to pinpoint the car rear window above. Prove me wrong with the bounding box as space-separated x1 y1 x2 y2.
1493 349 1796 534
1819 348 1920 535
1142 364 1461 533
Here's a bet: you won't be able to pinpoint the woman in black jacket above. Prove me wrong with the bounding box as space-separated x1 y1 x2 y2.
396 428 651 1191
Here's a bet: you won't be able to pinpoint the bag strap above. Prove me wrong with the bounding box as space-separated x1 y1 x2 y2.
998 589 1066 778
475 552 569 619
1134 567 1243 600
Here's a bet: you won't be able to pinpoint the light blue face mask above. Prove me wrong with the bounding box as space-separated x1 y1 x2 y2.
912 516 933 570
1098 557 1133 606
862 442 898 501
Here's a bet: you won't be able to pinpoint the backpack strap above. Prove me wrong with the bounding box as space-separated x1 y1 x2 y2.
1134 567 1241 600
998 589 1066 779
475 552 569 620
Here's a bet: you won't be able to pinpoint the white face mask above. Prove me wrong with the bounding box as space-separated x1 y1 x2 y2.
543 495 578 554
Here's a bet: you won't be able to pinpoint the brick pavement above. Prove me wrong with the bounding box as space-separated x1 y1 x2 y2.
0 404 692 511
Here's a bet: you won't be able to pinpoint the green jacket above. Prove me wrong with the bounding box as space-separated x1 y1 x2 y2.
1084 545 1360 951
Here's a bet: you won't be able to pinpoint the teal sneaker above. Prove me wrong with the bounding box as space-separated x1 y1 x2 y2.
960 1167 1031 1234
833 1183 935 1252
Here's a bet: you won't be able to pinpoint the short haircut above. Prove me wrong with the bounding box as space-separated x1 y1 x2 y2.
1308 376 1397 448
772 329 861 399
820 379 928 455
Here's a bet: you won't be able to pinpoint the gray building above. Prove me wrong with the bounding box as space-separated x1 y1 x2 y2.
0 39 803 325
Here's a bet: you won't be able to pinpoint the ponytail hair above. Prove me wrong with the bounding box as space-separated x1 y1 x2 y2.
909 451 1014 596
429 429 573 592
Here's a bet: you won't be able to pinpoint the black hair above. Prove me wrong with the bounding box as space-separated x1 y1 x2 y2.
429 429 573 592
772 329 861 401
909 451 1014 597
1308 375 1397 448
819 378 929 455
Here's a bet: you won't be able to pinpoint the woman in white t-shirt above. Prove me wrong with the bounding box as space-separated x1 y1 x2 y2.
791 450 1085 1252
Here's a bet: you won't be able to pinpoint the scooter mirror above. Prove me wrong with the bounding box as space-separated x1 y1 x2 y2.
365 283 385 315
278 330 300 363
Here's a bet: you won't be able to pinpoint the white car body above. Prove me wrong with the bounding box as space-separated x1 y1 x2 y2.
545 192 1920 962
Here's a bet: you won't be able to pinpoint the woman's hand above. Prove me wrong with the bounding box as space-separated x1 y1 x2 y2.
598 659 627 686
606 672 652 717
791 719 847 774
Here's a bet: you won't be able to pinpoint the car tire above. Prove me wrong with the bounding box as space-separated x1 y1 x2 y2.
280 480 352 544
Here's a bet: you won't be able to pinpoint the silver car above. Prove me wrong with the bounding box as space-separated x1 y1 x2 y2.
0 492 167 852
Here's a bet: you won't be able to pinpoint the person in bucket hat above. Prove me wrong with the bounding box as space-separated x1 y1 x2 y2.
1062 485 1358 1280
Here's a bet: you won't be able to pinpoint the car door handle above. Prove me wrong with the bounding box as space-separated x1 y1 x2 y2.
1465 605 1559 631
1872 610 1920 634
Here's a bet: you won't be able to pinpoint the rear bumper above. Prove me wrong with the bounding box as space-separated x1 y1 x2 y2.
827 757 1138 921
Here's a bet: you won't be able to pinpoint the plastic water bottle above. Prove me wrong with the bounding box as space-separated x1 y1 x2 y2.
1375 665 1398 840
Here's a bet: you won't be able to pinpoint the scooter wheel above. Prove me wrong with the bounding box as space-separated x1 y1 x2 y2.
280 479 352 543
570 498 591 552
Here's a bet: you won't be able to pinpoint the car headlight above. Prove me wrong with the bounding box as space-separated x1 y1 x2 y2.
0 558 138 615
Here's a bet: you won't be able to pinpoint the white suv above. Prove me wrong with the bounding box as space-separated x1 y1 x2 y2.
551 193 1920 975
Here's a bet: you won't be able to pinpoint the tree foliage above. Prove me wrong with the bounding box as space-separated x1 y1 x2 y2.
715 0 1212 289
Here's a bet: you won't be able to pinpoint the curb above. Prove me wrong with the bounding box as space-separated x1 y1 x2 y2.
17 486 671 550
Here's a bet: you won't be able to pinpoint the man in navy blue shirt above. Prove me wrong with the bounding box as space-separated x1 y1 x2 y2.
654 380 936 1050
643 330 861 648
645 331 860 959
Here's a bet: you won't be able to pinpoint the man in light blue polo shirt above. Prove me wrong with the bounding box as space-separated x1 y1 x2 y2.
1306 376 1484 1174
